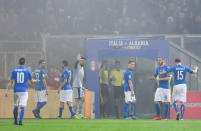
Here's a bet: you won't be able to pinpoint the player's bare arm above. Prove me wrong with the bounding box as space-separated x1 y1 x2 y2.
42 79 48 95
58 79 67 93
128 80 134 96
5 80 13 97
31 79 37 84
158 77 170 81
148 76 155 80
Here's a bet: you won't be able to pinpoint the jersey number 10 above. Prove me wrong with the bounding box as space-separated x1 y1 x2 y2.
17 72 24 83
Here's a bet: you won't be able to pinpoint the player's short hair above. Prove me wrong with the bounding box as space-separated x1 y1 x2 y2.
80 56 86 60
19 57 25 65
175 58 181 63
39 59 45 65
62 60 68 66
128 60 135 64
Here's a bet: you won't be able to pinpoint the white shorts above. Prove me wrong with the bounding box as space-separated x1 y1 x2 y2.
14 92 28 106
35 90 48 102
154 88 170 102
60 90 73 102
124 91 136 103
173 84 187 102
73 87 85 99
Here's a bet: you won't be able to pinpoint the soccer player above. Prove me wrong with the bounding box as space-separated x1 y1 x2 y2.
109 60 124 118
149 57 170 120
123 60 136 120
72 57 86 119
57 60 75 119
160 58 198 120
32 59 48 119
5 57 36 125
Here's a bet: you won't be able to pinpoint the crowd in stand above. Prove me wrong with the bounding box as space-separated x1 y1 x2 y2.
0 0 201 40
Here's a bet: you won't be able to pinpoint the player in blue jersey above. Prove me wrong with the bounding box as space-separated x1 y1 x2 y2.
123 60 136 120
149 57 170 120
5 57 36 125
32 59 48 119
160 58 198 120
57 60 76 119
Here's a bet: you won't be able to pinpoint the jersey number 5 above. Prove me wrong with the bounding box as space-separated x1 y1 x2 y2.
177 71 184 80
17 72 24 83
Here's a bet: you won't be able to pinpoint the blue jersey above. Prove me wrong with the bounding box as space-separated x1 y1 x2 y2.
166 64 193 85
123 68 134 92
34 67 46 91
154 65 170 89
11 66 32 92
61 68 72 90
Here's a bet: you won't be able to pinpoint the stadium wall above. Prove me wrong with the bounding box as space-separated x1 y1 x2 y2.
0 89 70 118
0 89 93 119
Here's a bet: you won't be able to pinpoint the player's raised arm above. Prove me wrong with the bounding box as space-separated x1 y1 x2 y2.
186 66 198 74
193 66 198 73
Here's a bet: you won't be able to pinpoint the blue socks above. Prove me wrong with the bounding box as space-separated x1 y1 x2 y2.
35 102 47 113
59 107 63 118
164 104 169 118
14 107 25 122
155 103 161 116
124 103 135 117
180 104 185 119
69 106 75 116
129 103 135 116
59 106 75 118
173 101 178 113
124 103 129 117
19 107 25 122
173 102 185 119
13 107 18 121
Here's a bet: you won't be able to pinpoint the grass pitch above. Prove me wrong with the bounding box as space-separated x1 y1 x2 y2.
1 119 201 131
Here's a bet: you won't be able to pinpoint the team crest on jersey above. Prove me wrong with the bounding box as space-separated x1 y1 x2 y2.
129 75 131 79
90 61 97 71
43 74 46 78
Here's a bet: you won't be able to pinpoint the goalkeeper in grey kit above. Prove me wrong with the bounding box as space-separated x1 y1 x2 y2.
72 56 86 119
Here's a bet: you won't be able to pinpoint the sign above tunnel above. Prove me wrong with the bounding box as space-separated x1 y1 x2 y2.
108 38 149 50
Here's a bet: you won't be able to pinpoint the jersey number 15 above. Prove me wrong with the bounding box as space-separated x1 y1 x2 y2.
177 71 184 80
